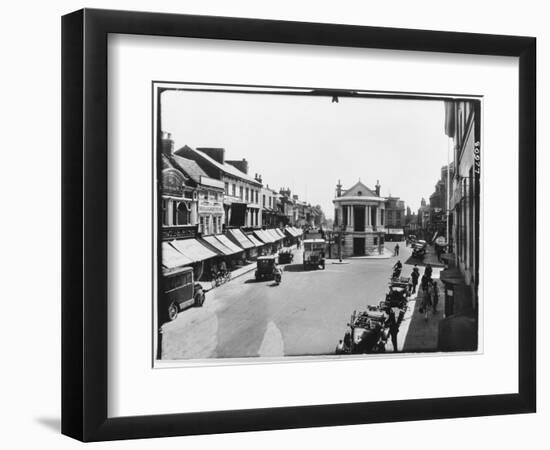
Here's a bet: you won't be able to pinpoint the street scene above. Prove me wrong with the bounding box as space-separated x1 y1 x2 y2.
161 241 445 359
155 83 480 362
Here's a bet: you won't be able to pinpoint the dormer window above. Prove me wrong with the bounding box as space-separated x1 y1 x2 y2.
357 191 362 196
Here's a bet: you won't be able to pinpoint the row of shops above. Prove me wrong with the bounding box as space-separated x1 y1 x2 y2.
161 226 303 281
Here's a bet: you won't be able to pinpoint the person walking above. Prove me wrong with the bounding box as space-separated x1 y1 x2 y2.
431 280 440 313
411 265 420 294
424 263 433 279
385 308 403 352
394 243 400 256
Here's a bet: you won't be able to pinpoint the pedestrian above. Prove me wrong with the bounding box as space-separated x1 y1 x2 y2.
394 243 400 256
431 280 440 313
385 308 402 352
411 265 420 294
424 264 432 279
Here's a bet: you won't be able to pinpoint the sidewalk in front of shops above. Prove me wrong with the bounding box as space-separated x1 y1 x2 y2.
398 273 445 352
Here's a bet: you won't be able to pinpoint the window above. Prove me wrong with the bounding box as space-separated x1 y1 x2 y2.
176 202 191 225
162 199 168 226
255 191 259 203
239 186 243 199
245 188 249 202
263 195 266 207
232 183 236 196
199 216 205 234
224 182 228 194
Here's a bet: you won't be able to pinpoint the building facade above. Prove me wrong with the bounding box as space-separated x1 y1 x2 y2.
333 180 386 256
445 100 481 297
174 146 263 229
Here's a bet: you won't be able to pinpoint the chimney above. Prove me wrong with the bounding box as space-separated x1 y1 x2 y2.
226 158 249 174
161 131 174 156
375 180 381 197
196 147 225 164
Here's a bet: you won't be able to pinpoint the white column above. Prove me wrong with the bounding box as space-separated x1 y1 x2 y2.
350 206 354 231
347 206 351 228
364 205 368 230
367 205 370 226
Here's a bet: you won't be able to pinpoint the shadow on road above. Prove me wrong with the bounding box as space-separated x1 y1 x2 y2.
283 263 306 272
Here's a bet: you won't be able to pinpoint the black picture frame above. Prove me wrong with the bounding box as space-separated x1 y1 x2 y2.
62 8 536 442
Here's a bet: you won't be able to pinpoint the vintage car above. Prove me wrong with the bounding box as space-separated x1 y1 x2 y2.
162 266 205 321
338 306 389 354
412 239 427 259
383 277 411 309
278 247 294 264
303 238 326 270
255 255 278 281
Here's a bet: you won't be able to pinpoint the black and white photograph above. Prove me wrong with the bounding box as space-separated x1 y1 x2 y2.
154 83 481 362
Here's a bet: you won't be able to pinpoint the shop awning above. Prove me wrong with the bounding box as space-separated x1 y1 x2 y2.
387 228 404 235
246 233 264 247
170 238 218 263
162 242 193 269
265 229 282 241
285 227 301 237
254 229 275 243
227 228 254 249
216 234 244 254
200 235 236 256
274 228 286 239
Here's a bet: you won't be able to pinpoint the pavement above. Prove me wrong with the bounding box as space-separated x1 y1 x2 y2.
160 241 444 360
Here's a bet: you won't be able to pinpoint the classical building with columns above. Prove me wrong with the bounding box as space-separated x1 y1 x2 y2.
333 180 386 256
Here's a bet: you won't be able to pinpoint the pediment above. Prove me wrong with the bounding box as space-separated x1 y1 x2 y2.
342 181 377 198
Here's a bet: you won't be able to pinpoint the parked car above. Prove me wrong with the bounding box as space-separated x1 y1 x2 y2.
162 266 205 321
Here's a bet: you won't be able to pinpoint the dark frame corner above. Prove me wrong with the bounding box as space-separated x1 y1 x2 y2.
62 8 536 442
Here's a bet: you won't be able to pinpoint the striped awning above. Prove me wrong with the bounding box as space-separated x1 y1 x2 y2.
254 229 275 243
216 234 244 254
246 233 264 247
227 228 255 249
265 229 282 241
162 242 193 269
170 238 218 263
200 235 236 256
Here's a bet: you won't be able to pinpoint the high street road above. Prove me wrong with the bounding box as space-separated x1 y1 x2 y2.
160 243 418 360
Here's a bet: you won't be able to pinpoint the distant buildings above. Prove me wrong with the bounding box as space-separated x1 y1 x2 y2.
333 180 386 256
384 196 405 241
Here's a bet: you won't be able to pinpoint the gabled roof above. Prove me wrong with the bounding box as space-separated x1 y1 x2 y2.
342 180 377 198
170 154 207 184
175 145 261 186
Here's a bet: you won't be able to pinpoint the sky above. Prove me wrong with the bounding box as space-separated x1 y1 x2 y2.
161 89 450 220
